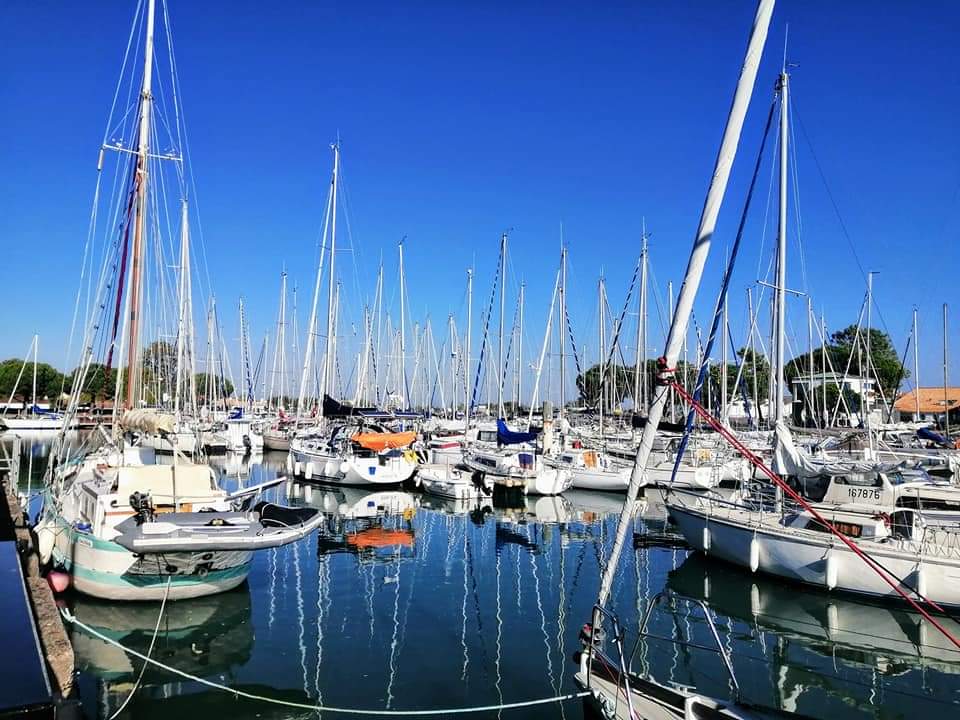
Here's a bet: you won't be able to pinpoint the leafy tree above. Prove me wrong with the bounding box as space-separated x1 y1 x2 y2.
785 324 905 400
196 374 234 404
70 363 119 404
0 358 65 406
576 364 632 406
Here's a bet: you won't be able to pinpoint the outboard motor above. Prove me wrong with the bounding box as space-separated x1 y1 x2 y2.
129 491 155 525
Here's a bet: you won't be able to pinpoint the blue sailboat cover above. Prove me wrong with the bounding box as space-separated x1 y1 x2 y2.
496 418 538 445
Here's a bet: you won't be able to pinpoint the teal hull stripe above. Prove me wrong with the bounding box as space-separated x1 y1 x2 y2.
52 549 251 588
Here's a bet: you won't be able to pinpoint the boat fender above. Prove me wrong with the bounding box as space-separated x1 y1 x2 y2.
304 463 313 480
916 566 928 598
825 550 839 590
703 575 710 600
750 584 760 616
286 455 294 473
702 525 711 552
749 535 760 573
339 461 350 475
294 461 302 476
826 603 839 637
36 521 55 565
47 570 70 594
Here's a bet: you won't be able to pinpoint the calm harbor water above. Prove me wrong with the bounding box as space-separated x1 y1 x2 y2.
4 434 960 719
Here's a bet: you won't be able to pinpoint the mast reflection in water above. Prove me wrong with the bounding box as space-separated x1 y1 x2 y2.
5 437 959 719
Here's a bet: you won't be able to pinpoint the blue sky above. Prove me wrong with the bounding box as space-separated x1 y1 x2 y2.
1 0 958 396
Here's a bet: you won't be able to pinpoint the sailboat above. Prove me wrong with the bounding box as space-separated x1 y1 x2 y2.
35 0 323 601
0 336 70 432
573 1 813 715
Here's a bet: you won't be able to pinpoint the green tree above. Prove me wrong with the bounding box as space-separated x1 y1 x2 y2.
0 358 65 406
66 363 119 404
576 363 632 406
785 325 905 400
196 374 234 404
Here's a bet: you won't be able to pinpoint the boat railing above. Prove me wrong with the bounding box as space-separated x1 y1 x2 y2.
585 604 636 720
0 435 21 487
628 591 742 702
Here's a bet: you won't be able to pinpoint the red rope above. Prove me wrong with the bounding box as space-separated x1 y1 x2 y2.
669 380 960 651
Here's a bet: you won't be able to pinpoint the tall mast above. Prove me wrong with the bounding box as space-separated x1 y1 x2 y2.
465 268 473 433
497 232 507 419
375 262 384 405
748 287 759 426
448 314 456 417
124 0 157 411
323 141 340 403
517 282 525 415
174 199 189 417
399 239 406 407
944 304 950 437
559 245 567 421
772 68 789 426
821 313 828 425
31 335 38 411
866 271 874 432
806 296 814 427
596 0 773 609
278 271 287 407
633 230 648 414
913 307 921 417
598 275 605 433
721 286 729 421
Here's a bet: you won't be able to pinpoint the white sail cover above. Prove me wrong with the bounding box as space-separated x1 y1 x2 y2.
773 421 893 478
120 409 176 435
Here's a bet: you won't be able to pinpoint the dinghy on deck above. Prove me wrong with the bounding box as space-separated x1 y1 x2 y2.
112 502 324 553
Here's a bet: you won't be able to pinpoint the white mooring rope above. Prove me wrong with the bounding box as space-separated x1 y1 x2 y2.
60 607 590 716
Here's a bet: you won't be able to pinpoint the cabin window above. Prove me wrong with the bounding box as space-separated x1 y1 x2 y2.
890 510 914 540
562 455 574 463
478 431 498 443
803 518 862 538
833 474 882 488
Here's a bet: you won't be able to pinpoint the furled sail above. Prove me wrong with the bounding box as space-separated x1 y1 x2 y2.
120 409 176 435
772 421 896 478
496 418 538 446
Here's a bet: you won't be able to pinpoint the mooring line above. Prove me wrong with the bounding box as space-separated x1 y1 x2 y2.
60 606 589 716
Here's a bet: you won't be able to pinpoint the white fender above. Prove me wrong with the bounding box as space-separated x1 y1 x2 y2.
339 461 350 476
750 583 760 617
294 461 302 476
36 520 55 565
825 550 839 590
304 462 313 480
702 525 711 552
826 603 839 637
749 535 760 573
703 575 710 600
286 454 293 473
303 485 313 503
916 566 928 598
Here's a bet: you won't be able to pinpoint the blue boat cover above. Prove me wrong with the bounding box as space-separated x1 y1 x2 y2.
496 418 538 446
228 407 244 420
918 426 952 447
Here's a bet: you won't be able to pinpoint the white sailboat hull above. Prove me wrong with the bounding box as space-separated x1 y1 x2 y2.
669 502 960 608
290 446 416 486
44 517 251 601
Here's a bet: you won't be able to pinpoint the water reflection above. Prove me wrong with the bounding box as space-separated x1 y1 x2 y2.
70 587 254 717
6 439 960 719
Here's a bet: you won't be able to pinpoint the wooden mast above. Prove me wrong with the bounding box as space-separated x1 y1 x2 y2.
124 0 157 410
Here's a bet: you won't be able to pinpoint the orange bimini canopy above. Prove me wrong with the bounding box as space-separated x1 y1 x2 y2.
347 528 415 548
351 431 416 451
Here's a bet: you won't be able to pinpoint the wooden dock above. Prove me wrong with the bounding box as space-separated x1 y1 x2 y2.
0 438 75 718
